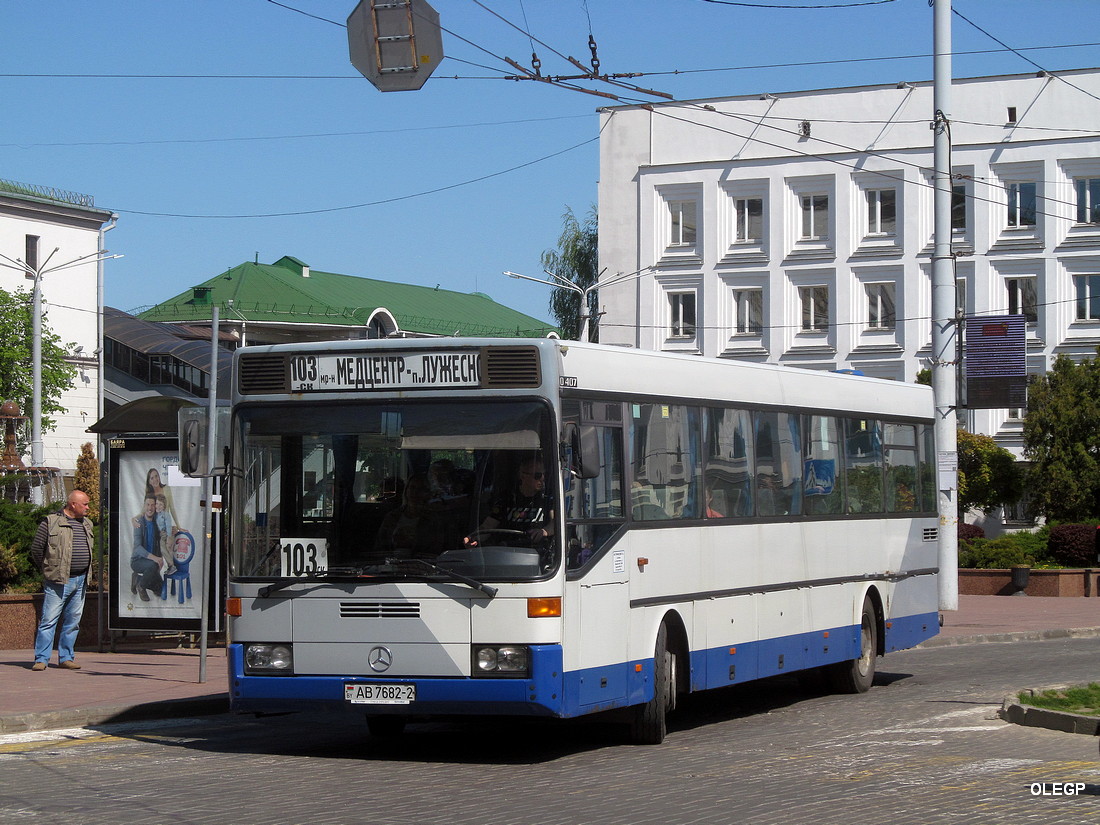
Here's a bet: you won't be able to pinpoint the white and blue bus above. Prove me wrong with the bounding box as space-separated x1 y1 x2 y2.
221 338 939 743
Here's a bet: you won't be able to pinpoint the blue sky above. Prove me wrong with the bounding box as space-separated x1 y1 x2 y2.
3 0 1097 323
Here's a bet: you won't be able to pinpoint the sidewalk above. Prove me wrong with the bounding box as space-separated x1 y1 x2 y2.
1 594 1098 734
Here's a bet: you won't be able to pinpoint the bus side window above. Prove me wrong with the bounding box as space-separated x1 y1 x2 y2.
803 415 843 515
704 407 754 517
754 411 802 516
631 404 701 520
845 418 884 514
884 423 918 513
563 400 625 571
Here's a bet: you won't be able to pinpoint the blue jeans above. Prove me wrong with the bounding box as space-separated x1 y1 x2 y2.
34 572 88 664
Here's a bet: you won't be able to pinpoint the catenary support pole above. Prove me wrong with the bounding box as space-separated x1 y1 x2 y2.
199 307 219 683
932 0 959 611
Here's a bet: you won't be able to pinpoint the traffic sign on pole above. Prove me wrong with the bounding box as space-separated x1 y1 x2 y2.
347 0 444 92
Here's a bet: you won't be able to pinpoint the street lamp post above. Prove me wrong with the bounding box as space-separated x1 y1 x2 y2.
505 267 652 341
0 247 121 499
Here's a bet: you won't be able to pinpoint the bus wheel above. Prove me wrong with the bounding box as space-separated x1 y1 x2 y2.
367 715 407 738
829 597 877 694
628 623 674 745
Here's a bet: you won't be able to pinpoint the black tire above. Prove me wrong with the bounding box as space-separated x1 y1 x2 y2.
628 623 674 745
366 715 407 738
828 596 878 694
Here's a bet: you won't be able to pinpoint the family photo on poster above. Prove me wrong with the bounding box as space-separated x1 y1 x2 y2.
118 451 203 621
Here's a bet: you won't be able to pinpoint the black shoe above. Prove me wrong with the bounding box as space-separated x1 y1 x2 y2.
138 588 150 602
130 572 139 594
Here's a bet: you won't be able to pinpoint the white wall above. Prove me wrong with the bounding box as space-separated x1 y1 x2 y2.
0 191 113 475
598 68 1100 458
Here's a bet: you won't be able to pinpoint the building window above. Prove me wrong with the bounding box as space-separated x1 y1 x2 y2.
669 200 697 247
669 292 697 338
735 198 763 243
1076 178 1100 225
866 189 896 236
866 283 896 330
1075 275 1100 321
800 195 829 240
951 185 967 233
734 289 763 334
1006 182 1037 228
799 285 829 332
1007 277 1038 325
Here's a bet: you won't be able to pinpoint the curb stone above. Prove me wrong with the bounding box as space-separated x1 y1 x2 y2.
920 626 1100 648
999 697 1100 737
0 696 228 735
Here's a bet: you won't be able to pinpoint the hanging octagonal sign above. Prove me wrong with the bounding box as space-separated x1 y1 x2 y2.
347 0 444 92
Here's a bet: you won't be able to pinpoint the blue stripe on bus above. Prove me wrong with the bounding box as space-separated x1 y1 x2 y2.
565 611 939 715
229 612 938 720
691 611 939 692
229 643 566 718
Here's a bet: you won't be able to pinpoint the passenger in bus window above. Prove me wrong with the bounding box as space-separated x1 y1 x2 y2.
375 475 445 559
705 487 724 518
466 457 554 547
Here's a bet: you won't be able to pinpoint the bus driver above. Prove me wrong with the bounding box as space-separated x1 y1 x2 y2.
466 457 554 547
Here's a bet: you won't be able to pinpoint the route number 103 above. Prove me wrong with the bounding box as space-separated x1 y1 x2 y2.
279 538 328 577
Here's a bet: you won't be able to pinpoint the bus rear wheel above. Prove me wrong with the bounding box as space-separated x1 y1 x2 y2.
628 623 675 745
828 597 877 694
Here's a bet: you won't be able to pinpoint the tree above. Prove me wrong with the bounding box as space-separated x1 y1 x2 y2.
541 205 599 342
0 287 76 446
956 428 1023 514
74 442 100 522
1023 352 1100 522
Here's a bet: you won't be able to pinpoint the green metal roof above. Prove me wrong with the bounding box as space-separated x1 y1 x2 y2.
138 256 557 338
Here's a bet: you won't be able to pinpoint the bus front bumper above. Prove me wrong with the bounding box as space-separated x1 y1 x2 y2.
228 643 566 718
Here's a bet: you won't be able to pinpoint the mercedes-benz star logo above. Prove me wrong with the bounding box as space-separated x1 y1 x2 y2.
368 646 393 673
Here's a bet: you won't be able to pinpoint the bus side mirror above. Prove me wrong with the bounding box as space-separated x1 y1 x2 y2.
566 423 601 480
178 410 208 476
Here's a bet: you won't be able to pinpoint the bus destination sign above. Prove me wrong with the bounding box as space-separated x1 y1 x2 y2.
289 351 481 392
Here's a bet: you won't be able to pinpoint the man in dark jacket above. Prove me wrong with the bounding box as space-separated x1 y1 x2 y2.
30 490 94 671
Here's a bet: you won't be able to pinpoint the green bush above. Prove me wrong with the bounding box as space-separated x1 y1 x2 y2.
959 535 1037 569
0 498 52 593
1047 523 1098 567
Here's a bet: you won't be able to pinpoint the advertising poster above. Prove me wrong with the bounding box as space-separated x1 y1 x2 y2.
110 439 209 631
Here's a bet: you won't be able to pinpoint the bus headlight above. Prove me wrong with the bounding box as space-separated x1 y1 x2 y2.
244 643 294 674
472 645 529 678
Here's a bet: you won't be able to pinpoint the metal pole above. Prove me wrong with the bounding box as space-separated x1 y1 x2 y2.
199 307 219 682
95 217 116 651
932 0 959 612
30 272 43 505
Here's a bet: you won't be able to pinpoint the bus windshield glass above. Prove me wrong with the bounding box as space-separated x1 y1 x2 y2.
232 399 556 583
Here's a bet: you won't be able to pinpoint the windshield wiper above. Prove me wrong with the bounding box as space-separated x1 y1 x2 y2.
257 566 365 598
388 558 498 599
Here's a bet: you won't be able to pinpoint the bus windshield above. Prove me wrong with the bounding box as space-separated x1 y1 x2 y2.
232 399 556 583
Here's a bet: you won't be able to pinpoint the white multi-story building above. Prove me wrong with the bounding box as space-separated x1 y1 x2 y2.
598 68 1100 459
0 179 115 478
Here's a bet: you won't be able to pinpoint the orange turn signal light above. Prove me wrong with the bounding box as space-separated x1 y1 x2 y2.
527 597 562 618
226 597 242 617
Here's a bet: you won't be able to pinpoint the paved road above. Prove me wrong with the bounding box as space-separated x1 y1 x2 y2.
1 637 1098 825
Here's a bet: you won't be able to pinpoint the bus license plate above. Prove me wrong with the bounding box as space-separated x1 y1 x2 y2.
345 683 416 705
